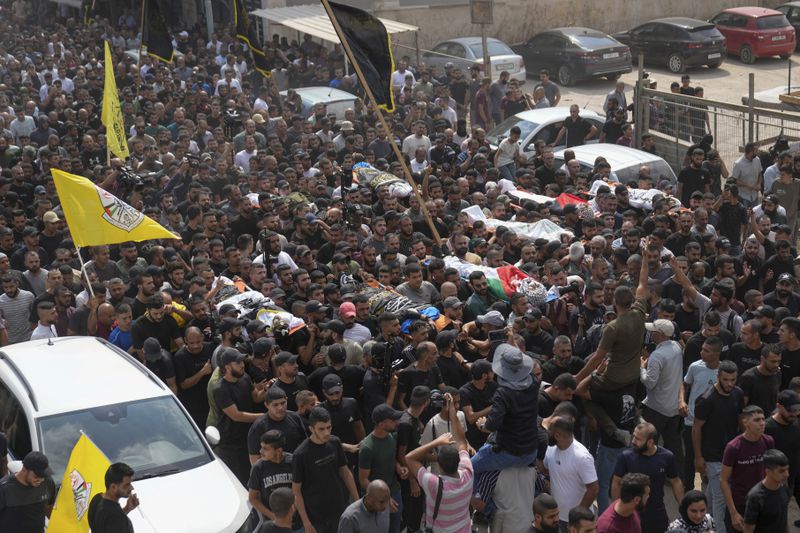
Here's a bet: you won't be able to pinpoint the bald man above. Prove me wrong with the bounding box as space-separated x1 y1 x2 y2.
338 479 391 533
96 303 116 340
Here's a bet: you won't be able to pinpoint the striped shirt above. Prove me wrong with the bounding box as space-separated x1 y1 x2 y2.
417 450 473 533
0 289 35 344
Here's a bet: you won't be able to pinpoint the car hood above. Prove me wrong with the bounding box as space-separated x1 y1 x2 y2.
125 458 250 533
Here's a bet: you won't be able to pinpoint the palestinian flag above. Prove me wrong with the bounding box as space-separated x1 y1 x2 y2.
444 258 533 302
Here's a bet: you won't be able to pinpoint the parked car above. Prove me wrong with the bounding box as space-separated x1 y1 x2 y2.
486 107 605 160
422 37 526 82
776 2 800 48
0 337 254 533
710 7 795 63
553 144 678 184
512 27 631 86
279 86 359 121
613 18 727 73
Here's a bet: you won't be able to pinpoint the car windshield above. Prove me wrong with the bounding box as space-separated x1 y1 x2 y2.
756 15 790 29
689 26 722 38
486 116 539 146
573 35 619 49
469 41 514 57
38 396 211 484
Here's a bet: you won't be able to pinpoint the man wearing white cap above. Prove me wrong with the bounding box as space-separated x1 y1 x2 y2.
641 319 685 468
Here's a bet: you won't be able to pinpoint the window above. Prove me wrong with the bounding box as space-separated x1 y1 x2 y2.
0 380 32 459
712 13 731 26
756 15 791 30
631 24 655 39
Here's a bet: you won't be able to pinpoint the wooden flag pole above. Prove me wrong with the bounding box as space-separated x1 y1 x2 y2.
320 0 442 246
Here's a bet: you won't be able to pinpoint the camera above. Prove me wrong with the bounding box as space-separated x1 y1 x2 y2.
343 202 364 231
556 282 581 297
223 108 241 125
117 166 143 190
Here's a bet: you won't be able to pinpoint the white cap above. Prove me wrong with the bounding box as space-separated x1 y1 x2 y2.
645 319 675 337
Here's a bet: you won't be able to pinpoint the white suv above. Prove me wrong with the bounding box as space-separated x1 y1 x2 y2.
0 336 255 532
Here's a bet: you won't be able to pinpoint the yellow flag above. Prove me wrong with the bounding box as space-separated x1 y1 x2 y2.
52 168 179 247
47 434 111 533
102 41 129 160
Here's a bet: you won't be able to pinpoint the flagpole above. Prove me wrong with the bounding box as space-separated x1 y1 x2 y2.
75 246 96 299
137 0 146 70
319 0 442 246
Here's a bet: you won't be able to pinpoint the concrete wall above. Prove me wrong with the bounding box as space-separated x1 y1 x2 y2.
376 0 769 50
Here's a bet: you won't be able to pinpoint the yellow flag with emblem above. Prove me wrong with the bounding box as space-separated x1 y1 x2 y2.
102 41 129 160
52 168 179 248
47 434 111 533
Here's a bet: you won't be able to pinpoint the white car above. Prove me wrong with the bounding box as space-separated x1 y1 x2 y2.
423 37 526 82
486 107 605 159
553 144 678 184
0 337 254 533
279 86 360 122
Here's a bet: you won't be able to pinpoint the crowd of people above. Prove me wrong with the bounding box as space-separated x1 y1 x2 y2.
0 2 798 533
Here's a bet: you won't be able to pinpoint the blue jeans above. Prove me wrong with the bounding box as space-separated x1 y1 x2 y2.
390 488 403 533
498 163 517 182
705 462 727 533
471 443 538 474
595 443 624 514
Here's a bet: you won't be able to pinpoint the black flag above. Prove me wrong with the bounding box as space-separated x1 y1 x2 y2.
323 1 395 113
233 0 272 77
142 0 174 63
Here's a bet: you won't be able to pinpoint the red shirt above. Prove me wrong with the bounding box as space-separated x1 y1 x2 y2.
597 501 641 533
722 433 774 511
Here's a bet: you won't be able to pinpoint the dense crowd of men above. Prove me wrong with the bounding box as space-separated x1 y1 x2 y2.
0 2 799 533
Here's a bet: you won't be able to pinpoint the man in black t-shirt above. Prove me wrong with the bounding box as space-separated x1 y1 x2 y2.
292 407 358 533
213 347 268 485
0 451 56 533
247 430 301 529
130 294 183 359
553 105 597 148
173 327 214 427
396 341 445 414
459 360 498 450
248 388 308 464
271 351 311 412
765 390 800 512
743 449 791 533
396 386 429 532
142 337 177 394
87 462 137 533
677 148 711 206
320 374 365 459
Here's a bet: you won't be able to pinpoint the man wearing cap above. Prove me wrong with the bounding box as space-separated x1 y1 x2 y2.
308 341 364 400
142 337 178 394
210 316 246 368
246 336 277 384
10 226 48 272
174 326 215 427
0 450 55 532
319 373 365 458
272 351 311 412
359 404 404 533
640 319 684 468
214 347 269 485
248 388 308 463
764 272 800 315
521 308 555 356
38 211 62 259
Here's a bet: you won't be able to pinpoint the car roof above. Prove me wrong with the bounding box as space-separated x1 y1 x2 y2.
545 27 610 38
778 1 800 7
650 17 714 29
438 37 505 46
0 337 169 417
280 86 358 103
720 6 783 17
512 107 605 124
553 144 666 167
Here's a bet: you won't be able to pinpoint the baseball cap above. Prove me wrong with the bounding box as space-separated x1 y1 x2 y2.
143 337 165 362
340 120 354 132
219 347 246 367
435 329 458 350
477 310 504 327
327 343 347 363
218 317 246 334
22 226 38 237
22 451 51 478
246 320 268 335
322 374 343 394
371 403 403 424
295 245 312 257
42 211 60 223
274 351 298 367
252 337 276 357
777 272 794 284
562 204 577 215
339 302 356 318
645 319 675 337
443 296 464 309
715 238 731 249
270 288 287 299
33 185 46 195
319 319 346 335
778 389 800 411
754 305 776 319
305 300 330 314
524 308 543 320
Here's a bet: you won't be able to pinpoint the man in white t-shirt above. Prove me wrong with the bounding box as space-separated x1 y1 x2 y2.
234 136 257 174
391 59 415 95
494 126 521 182
543 416 599 529
401 122 431 160
30 301 58 340
731 142 763 207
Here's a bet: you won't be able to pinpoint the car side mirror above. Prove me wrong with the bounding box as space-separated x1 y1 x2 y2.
205 426 220 446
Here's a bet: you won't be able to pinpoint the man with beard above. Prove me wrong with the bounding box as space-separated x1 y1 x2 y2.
173 327 215 427
466 271 498 317
308 342 364 399
87 462 138 533
611 423 683 533
737 237 763 299
339 301 371 345
532 493 561 533
764 272 800 315
764 390 800 524
131 272 156 319
597 473 650 533
760 239 794 294
211 317 246 368
449 233 482 266
677 148 711 207
272 352 311 412
665 212 698 257
214 347 269 485
130 294 183 358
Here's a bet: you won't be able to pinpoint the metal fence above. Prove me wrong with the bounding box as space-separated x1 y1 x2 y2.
634 83 800 171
